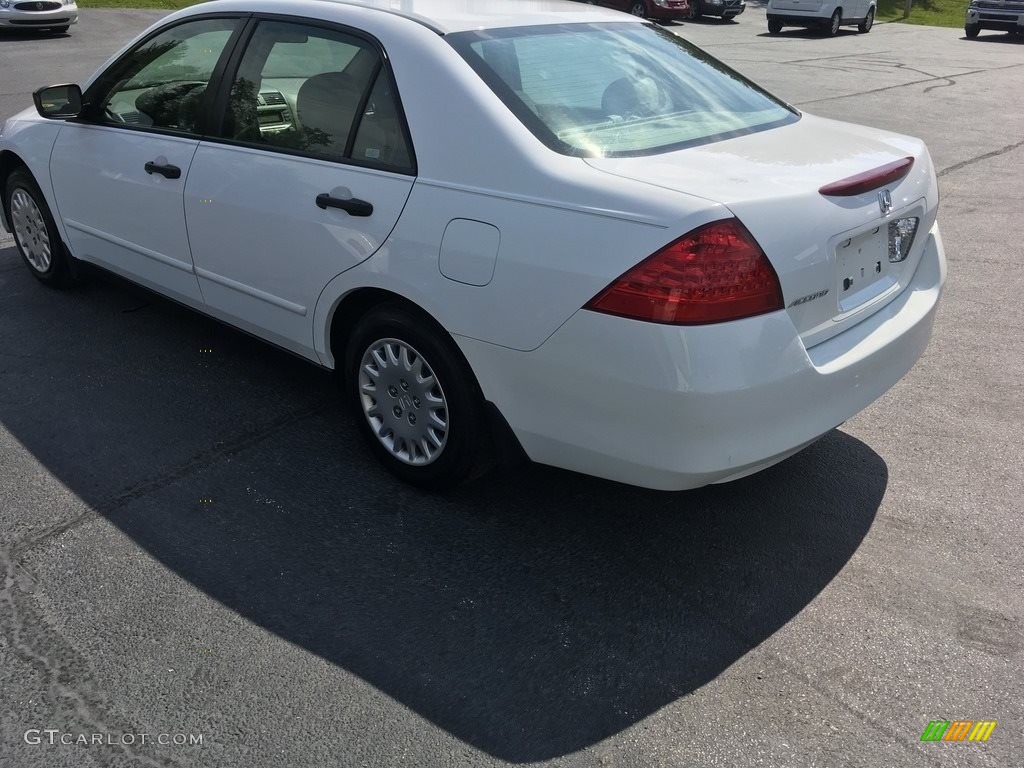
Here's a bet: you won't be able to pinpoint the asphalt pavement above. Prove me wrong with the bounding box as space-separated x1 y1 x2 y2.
1 8 1022 768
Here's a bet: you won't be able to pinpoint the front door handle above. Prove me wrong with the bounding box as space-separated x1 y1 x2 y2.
315 193 373 217
144 161 181 179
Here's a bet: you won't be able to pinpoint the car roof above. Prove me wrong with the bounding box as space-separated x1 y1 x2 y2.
189 0 637 35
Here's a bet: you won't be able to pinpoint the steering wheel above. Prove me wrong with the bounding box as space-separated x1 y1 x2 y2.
134 81 207 128
104 105 126 124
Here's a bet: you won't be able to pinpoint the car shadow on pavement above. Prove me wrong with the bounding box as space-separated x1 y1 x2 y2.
963 32 1024 43
0 257 888 762
755 29 860 38
0 29 69 41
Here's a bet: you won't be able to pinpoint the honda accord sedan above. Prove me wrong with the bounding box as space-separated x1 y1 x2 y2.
0 0 945 490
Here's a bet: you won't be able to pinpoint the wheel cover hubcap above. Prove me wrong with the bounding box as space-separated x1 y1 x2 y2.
358 338 449 466
10 188 51 273
631 3 645 14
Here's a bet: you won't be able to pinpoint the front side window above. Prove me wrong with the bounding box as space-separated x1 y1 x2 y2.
96 18 240 134
449 23 798 157
222 20 414 172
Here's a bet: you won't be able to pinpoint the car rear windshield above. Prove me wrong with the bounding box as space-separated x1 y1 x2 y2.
448 22 798 157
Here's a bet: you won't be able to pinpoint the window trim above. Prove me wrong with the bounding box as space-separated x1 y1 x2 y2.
78 13 251 140
206 13 417 177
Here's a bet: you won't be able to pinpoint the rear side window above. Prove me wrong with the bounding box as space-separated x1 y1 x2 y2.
222 20 414 173
448 22 798 157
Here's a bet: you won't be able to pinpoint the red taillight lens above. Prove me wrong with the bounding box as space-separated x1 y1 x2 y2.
584 218 783 325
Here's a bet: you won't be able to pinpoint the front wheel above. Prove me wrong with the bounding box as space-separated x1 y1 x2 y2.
826 9 842 35
964 22 980 37
687 0 703 19
767 18 783 33
858 7 874 32
50 25 71 33
630 1 648 17
346 303 493 490
4 168 76 287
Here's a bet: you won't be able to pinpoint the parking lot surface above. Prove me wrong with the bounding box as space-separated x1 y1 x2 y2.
1 8 1022 768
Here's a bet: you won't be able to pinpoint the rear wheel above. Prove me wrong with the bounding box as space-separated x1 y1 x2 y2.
964 22 980 37
346 302 493 490
768 18 783 33
826 9 842 35
687 0 703 19
858 7 874 32
4 168 75 287
630 1 648 17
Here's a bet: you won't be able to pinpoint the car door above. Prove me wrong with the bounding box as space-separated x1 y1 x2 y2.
183 19 415 358
48 16 245 305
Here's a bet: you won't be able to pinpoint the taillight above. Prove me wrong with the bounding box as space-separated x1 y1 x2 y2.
584 218 783 325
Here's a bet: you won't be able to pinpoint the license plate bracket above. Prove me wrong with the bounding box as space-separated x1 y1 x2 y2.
835 226 896 313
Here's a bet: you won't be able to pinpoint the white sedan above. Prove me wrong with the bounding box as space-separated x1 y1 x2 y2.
0 0 944 490
0 0 78 33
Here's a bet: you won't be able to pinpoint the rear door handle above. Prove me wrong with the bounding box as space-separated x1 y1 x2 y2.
144 161 181 179
315 193 373 217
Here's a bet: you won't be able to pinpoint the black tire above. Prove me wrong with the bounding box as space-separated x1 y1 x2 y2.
768 18 783 33
688 0 703 19
629 0 648 17
964 23 980 38
3 168 76 287
858 7 874 32
345 302 493 490
51 25 71 33
825 9 842 35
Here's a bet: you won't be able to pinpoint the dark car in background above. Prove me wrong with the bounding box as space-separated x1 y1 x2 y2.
964 0 1024 37
583 0 691 22
687 0 746 20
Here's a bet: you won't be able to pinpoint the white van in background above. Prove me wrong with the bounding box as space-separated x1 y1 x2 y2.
766 0 876 35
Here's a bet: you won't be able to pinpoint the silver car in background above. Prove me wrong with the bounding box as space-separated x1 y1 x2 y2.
0 0 78 34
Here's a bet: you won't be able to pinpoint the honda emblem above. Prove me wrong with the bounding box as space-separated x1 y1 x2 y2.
878 188 892 215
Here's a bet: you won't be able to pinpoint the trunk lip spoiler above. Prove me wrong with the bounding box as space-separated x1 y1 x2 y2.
818 157 915 197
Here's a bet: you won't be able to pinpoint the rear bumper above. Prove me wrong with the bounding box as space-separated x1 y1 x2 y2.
459 223 946 491
767 10 832 23
648 3 690 19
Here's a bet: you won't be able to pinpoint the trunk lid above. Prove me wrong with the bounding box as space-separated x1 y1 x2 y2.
585 114 938 347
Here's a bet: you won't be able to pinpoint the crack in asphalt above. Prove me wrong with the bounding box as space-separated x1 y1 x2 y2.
938 139 1024 178
922 77 957 93
11 400 330 559
1 545 180 768
612 543 947 767
0 400 331 764
799 61 1024 104
781 49 896 64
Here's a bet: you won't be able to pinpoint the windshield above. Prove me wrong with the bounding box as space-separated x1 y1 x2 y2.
448 22 798 158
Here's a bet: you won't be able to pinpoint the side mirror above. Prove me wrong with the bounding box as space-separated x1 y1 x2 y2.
32 84 83 120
